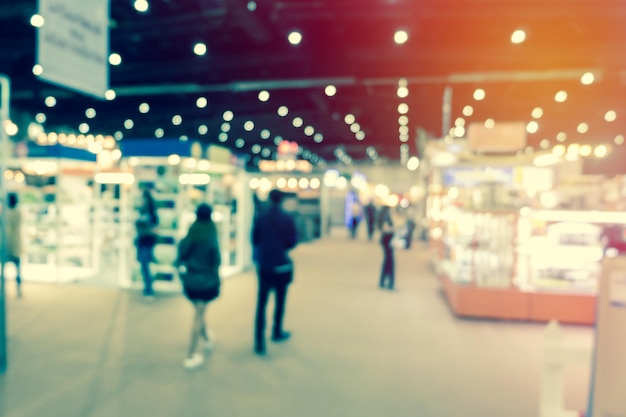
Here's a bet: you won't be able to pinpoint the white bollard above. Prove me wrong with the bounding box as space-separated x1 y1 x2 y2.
539 320 591 417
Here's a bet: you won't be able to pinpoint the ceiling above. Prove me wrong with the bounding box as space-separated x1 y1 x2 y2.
2 0 626 171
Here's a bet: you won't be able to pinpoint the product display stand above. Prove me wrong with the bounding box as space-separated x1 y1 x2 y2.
18 144 98 283
588 255 626 416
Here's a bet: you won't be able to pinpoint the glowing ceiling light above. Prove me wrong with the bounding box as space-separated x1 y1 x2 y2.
556 131 567 142
105 89 116 100
531 107 543 119
350 123 361 133
223 110 234 121
398 115 409 125
510 29 526 44
261 148 271 157
274 136 283 145
277 106 289 117
198 125 208 135
298 178 309 189
292 117 303 128
124 119 134 129
304 126 315 136
394 29 409 45
314 133 324 143
85 108 96 119
30 14 45 27
109 53 122 66
484 118 495 129
325 85 337 96
397 86 409 98
288 30 302 45
221 122 231 132
36 113 46 123
539 139 550 149
3 121 18 136
454 117 465 127
526 121 539 134
344 114 355 124
193 42 207 56
605 110 617 122
577 122 589 134
552 144 566 156
473 88 486 101
554 90 568 103
615 135 624 145
581 72 595 85
139 103 150 113
172 115 182 125
260 129 271 139
407 156 420 171
155 128 164 138
355 131 365 140
79 123 90 134
462 105 474 116
310 178 321 189
579 144 592 157
247 1 257 11
196 97 208 108
244 120 255 131
45 96 56 107
258 90 270 102
454 126 465 137
397 103 409 114
251 144 261 154
399 125 409 135
134 0 149 12
32 64 43 76
594 144 609 158
218 133 228 142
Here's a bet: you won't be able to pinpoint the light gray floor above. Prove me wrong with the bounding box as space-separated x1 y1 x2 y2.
0 234 592 417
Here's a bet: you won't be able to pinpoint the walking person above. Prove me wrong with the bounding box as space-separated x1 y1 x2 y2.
176 203 221 370
135 189 159 299
6 192 22 298
364 201 377 241
379 206 395 290
252 189 298 355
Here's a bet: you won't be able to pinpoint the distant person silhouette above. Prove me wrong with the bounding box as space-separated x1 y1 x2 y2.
6 192 22 298
364 201 377 241
378 206 395 290
135 189 159 299
252 189 298 355
176 204 221 370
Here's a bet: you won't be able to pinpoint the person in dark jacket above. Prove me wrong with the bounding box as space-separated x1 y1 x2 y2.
364 201 377 241
135 189 159 298
176 203 221 370
379 207 395 290
6 192 23 298
251 189 298 355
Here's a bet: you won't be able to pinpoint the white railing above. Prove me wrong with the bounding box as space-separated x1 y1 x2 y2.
540 320 591 417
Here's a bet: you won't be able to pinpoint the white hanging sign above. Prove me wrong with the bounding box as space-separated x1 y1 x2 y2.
37 0 110 98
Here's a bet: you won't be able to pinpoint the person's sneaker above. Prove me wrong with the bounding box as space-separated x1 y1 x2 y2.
271 331 291 342
183 353 204 370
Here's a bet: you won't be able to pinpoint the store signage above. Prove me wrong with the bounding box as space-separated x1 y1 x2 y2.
37 0 110 98
258 160 312 173
467 121 526 153
442 167 513 186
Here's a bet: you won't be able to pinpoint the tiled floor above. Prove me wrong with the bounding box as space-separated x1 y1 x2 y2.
0 234 592 417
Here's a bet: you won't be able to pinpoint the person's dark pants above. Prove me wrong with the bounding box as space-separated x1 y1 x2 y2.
380 247 395 289
255 268 291 347
137 246 154 296
9 256 21 290
350 218 360 239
